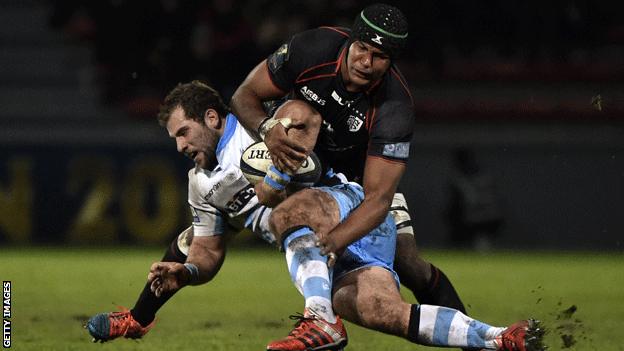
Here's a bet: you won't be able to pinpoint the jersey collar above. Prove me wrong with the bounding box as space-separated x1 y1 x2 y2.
216 113 237 156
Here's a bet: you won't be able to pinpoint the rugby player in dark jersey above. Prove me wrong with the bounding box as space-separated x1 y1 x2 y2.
232 4 543 351
233 0 464 309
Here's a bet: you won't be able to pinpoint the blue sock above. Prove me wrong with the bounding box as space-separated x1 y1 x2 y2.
284 227 336 323
417 305 505 348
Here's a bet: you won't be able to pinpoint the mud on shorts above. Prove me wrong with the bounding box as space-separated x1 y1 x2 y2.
315 182 400 287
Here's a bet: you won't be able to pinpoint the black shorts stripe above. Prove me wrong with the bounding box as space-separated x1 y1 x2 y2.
396 220 412 229
390 206 408 212
254 206 267 231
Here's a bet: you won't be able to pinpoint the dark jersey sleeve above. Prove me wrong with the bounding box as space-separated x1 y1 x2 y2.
266 28 346 92
266 41 298 92
367 70 415 162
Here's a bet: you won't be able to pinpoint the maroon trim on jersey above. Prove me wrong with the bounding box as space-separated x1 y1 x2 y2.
390 67 414 106
335 47 346 74
366 103 377 132
294 47 347 84
319 26 350 37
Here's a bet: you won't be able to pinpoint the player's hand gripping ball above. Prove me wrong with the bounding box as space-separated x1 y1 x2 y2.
240 141 322 187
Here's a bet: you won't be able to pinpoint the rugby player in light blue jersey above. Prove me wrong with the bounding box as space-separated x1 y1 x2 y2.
86 80 274 341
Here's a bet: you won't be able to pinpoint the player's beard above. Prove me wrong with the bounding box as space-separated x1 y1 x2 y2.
195 150 217 170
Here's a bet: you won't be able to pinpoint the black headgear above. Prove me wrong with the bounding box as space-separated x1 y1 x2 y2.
351 3 408 58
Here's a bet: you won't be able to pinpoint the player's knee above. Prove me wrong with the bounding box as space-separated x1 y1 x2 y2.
357 294 385 326
269 189 336 243
274 100 321 153
269 198 313 242
276 100 320 124
302 107 322 132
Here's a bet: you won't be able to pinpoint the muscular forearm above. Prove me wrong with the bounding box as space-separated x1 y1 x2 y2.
329 195 391 251
231 60 286 134
185 236 226 286
327 157 406 252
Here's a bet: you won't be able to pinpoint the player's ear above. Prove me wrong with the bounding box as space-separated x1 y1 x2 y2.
204 108 222 129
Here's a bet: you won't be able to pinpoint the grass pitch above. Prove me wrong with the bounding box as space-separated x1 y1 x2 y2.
1 247 622 350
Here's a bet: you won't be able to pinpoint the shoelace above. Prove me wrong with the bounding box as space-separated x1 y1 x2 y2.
109 309 133 336
287 313 316 337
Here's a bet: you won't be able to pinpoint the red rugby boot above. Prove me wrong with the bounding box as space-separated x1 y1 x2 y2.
494 319 546 351
85 306 154 342
267 310 347 351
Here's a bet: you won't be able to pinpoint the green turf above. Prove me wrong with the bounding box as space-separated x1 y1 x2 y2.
1 247 622 350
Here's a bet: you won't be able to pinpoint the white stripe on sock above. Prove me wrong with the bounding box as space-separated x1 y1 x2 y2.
448 312 469 346
418 304 439 345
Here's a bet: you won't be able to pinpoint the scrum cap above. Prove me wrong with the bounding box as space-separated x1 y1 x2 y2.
351 3 408 58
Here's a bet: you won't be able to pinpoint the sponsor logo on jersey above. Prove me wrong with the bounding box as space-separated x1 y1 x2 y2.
205 181 222 200
371 34 384 45
226 185 255 212
300 86 326 106
331 90 352 107
322 120 334 133
331 90 366 129
347 115 364 132
382 142 410 159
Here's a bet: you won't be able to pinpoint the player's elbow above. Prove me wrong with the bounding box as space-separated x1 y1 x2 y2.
366 190 394 212
362 192 395 225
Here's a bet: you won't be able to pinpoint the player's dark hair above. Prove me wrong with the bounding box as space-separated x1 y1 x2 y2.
351 3 408 58
157 80 230 126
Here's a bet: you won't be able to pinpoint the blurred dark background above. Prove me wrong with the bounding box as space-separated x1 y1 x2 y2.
1 0 623 250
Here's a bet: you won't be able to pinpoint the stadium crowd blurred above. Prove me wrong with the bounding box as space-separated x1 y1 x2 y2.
48 0 624 119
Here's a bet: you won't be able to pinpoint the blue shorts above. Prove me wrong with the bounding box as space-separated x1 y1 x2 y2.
315 183 399 287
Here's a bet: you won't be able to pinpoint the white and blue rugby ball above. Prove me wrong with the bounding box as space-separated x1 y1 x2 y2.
240 141 322 187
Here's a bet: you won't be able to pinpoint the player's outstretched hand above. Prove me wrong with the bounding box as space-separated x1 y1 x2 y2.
264 121 308 174
148 262 188 297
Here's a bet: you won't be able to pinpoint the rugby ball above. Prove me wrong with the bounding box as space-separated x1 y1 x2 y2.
240 141 322 187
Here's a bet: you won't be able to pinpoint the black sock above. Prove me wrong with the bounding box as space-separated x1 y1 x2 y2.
407 304 421 343
130 239 187 327
415 264 467 315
